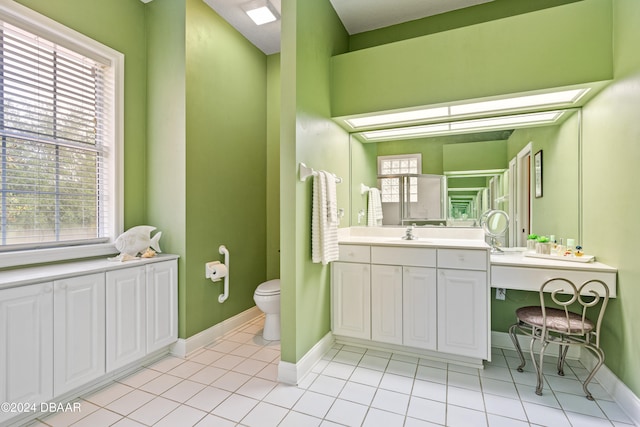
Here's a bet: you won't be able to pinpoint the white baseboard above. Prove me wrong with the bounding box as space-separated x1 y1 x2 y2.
493 331 640 426
278 332 334 385
580 348 640 426
171 306 262 358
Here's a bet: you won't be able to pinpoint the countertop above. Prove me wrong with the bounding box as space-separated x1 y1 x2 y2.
490 250 617 272
337 226 489 250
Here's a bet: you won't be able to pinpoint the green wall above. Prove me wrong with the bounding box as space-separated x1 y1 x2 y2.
349 0 582 51
578 0 640 395
280 0 349 362
331 0 612 117
15 0 148 229
266 54 281 280
182 0 267 337
443 140 508 172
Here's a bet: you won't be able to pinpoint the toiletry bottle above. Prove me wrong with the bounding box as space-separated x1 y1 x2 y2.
565 239 575 257
556 238 565 256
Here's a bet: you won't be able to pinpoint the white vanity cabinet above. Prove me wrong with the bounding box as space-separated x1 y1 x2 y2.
332 261 371 340
0 283 53 424
106 266 146 372
332 242 489 362
53 273 106 395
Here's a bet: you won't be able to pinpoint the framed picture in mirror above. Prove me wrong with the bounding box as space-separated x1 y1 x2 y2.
534 150 543 198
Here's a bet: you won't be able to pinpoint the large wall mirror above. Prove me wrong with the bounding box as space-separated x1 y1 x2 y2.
350 108 582 247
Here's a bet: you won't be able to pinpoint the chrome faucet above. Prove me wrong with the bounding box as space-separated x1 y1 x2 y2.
402 225 417 240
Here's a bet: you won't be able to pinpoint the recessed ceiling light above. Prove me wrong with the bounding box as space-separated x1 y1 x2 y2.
450 111 563 131
242 0 279 25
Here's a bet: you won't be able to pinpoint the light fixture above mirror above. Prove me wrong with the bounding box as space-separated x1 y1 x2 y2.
341 87 591 132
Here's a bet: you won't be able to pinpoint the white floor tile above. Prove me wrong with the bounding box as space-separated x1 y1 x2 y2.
339 381 377 406
166 360 206 378
161 379 206 403
379 372 414 394
194 413 237 427
146 356 184 372
105 389 156 416
308 374 346 397
556 391 607 418
250 347 280 363
415 365 447 384
565 411 618 427
370 388 410 415
446 404 488 427
138 373 183 395
523 401 572 427
279 411 322 427
39 400 100 427
211 371 252 392
187 365 227 385
231 358 268 376
481 376 519 398
110 417 146 427
127 396 180 425
229 343 261 357
333 349 364 365
322 361 357 379
240 401 288 427
386 359 418 377
515 382 561 408
358 354 390 371
210 393 259 422
391 353 419 364
188 349 225 365
206 339 241 353
447 370 481 391
84 382 135 407
117 368 162 388
362 407 405 427
153 405 207 427
292 391 335 418
184 386 231 412
324 398 368 426
406 396 446 425
211 354 245 370
597 399 635 424
483 393 527 421
412 379 447 402
263 383 305 408
69 408 122 427
486 413 530 427
448 385 485 411
235 376 278 400
350 366 384 387
404 416 443 427
255 362 279 381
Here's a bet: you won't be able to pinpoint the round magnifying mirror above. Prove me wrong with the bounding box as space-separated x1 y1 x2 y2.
481 210 509 254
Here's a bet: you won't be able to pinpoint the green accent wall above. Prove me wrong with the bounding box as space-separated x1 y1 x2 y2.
443 140 508 172
349 0 582 51
267 54 281 280
578 0 640 395
331 0 613 117
15 0 148 229
280 0 349 362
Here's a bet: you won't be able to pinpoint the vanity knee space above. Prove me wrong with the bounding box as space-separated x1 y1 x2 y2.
332 244 489 360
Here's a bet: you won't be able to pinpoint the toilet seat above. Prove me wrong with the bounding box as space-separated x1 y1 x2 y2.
255 279 280 296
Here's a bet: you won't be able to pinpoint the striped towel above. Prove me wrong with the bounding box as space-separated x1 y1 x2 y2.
312 171 339 265
367 188 383 226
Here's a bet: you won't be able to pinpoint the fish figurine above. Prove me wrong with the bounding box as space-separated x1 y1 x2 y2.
110 225 162 261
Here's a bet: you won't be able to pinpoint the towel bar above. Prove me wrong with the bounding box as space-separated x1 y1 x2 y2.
299 162 342 183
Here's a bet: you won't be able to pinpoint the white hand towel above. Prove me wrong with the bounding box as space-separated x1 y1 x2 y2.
367 188 383 227
312 171 339 265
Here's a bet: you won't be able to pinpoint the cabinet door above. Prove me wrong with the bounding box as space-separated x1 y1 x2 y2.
331 262 370 340
437 269 488 359
0 284 53 423
54 273 106 395
371 265 403 345
403 267 437 350
106 267 146 372
146 261 178 353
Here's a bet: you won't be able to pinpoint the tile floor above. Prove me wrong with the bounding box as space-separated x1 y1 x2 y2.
30 315 635 427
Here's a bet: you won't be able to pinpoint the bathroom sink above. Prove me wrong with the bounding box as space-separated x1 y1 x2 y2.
383 238 432 245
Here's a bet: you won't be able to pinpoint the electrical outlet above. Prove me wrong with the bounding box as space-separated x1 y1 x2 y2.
496 288 506 300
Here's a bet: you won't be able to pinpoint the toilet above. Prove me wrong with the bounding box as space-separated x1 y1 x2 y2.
253 279 280 341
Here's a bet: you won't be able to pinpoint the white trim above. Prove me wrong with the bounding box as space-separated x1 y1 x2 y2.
170 306 262 358
0 0 124 265
493 331 640 426
581 349 640 426
278 332 335 385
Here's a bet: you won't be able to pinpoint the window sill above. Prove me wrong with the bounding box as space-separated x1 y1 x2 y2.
0 244 119 269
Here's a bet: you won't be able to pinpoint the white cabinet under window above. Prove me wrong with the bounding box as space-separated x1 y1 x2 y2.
53 273 106 395
0 255 178 427
0 283 53 424
106 267 146 372
146 262 178 353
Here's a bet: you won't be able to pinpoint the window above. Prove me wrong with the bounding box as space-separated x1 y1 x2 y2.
0 2 122 264
377 154 421 203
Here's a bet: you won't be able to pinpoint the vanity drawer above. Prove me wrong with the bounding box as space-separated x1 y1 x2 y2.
437 249 487 271
338 245 370 263
371 246 436 267
491 265 616 297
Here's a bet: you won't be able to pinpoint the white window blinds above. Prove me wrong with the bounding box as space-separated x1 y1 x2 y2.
0 21 113 250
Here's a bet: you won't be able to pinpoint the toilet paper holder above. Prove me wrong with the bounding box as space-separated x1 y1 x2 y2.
205 245 230 303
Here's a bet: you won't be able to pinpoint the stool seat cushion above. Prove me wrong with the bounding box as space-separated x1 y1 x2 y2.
516 306 595 334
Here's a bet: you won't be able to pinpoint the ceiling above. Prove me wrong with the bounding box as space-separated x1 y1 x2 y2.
202 0 493 55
